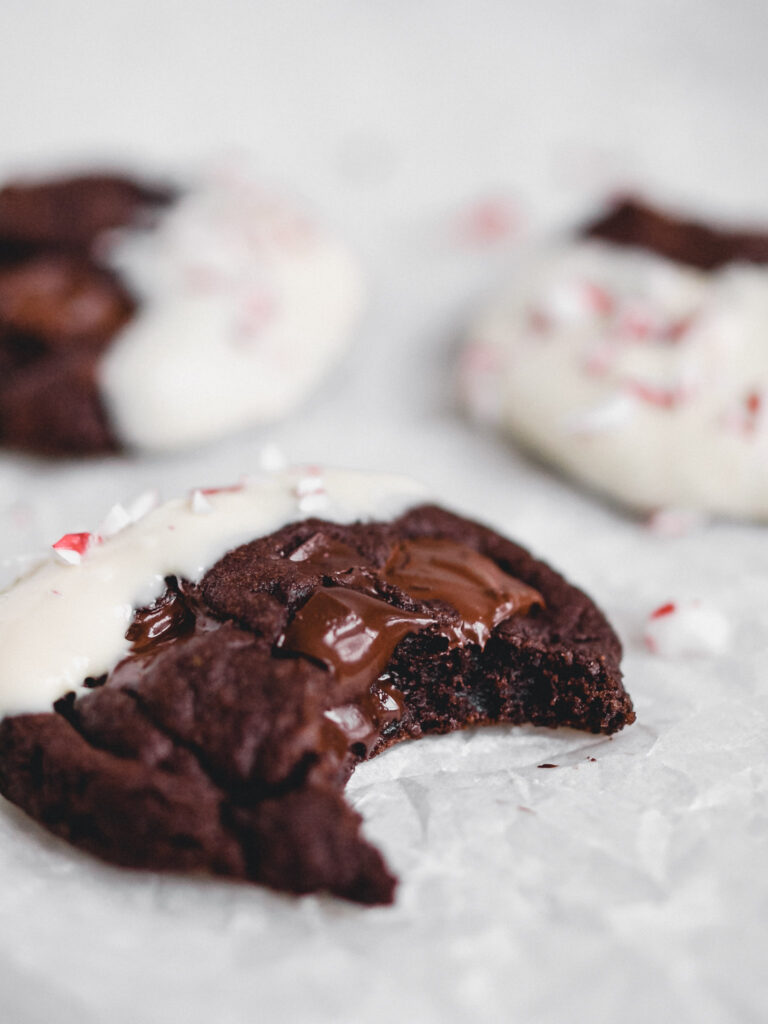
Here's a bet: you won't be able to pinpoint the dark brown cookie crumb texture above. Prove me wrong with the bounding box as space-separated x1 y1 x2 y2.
0 507 634 905
584 197 768 270
0 173 173 455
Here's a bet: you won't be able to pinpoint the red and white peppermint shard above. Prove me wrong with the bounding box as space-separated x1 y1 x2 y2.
646 507 707 537
457 196 521 246
643 599 731 656
52 533 95 566
99 504 133 538
722 389 765 436
189 489 213 515
200 482 246 497
544 280 613 325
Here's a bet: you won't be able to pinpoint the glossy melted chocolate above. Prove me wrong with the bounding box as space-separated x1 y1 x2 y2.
123 533 544 758
383 537 543 646
288 534 376 592
280 588 436 696
280 534 544 753
125 581 197 653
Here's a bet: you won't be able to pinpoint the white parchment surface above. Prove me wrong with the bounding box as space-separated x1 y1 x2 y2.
0 2 767 1021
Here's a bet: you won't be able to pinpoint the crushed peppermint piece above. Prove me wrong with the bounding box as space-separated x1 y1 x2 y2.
722 389 765 435
651 602 677 619
583 282 614 316
200 482 246 497
126 490 160 523
646 507 707 537
643 599 731 656
52 533 96 566
99 504 133 538
543 280 609 325
297 492 331 513
294 469 330 513
564 393 638 435
746 390 762 418
613 302 663 341
663 316 694 342
457 197 521 245
623 379 689 409
190 489 214 515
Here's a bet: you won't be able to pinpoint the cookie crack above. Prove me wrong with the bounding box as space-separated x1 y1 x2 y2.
120 687 318 806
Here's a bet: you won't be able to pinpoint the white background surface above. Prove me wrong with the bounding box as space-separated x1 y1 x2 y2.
1 2 767 1022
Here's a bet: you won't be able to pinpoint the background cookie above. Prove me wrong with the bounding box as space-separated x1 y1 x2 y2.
0 468 632 903
461 198 768 518
0 167 363 455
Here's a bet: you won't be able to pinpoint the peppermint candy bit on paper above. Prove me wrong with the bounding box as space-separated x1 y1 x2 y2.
643 599 731 656
527 309 550 334
646 507 707 537
746 391 762 418
456 196 521 245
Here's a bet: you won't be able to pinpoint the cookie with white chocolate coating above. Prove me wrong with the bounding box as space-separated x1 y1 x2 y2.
0 468 633 904
461 197 768 519
0 167 363 455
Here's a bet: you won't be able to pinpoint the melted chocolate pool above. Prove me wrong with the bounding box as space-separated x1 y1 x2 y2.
123 533 544 759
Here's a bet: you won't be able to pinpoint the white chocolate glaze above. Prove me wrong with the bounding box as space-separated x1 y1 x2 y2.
461 239 768 517
0 468 427 717
99 173 363 451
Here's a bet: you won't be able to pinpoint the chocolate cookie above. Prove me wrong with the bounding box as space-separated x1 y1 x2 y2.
0 469 633 904
461 197 768 519
0 167 363 455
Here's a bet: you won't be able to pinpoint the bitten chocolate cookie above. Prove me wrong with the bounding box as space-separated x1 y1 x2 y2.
0 469 633 904
0 167 362 455
461 198 768 519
